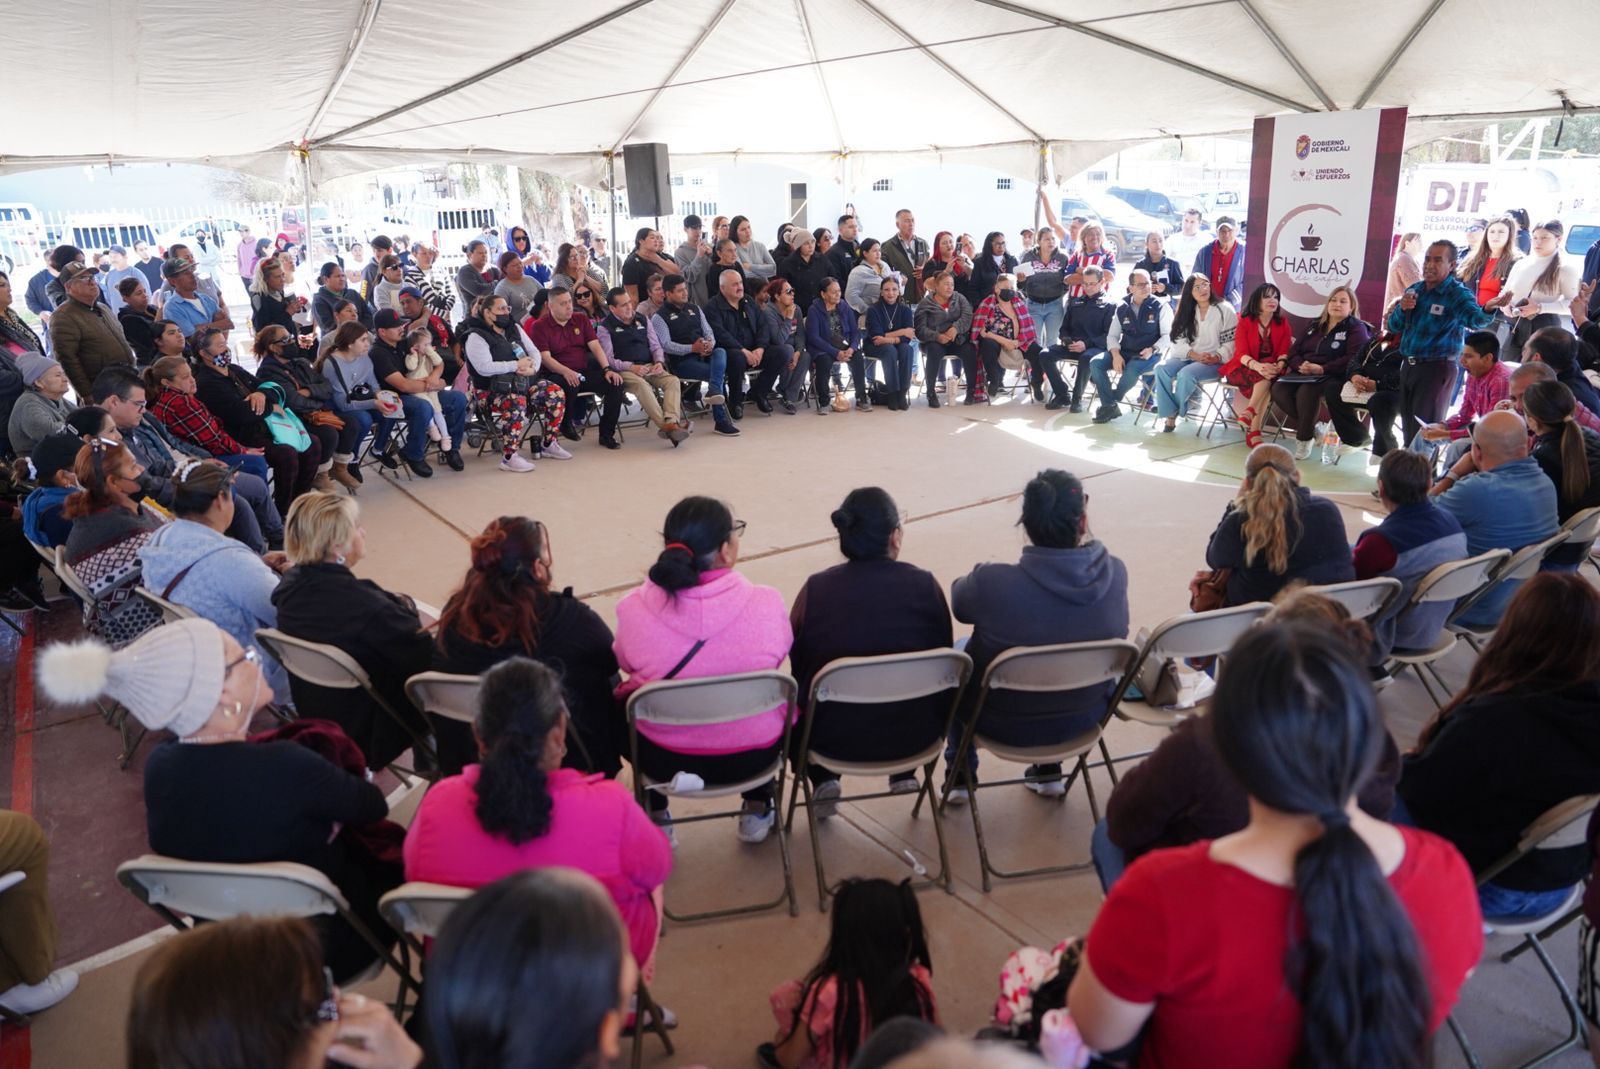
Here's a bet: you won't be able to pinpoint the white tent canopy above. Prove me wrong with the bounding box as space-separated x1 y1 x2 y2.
6 0 1597 186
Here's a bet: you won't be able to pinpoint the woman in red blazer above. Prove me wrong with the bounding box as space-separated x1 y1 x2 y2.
1219 283 1294 448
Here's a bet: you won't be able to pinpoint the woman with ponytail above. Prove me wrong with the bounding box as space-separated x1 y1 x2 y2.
435 516 620 776
403 658 671 978
1203 444 1352 607
614 495 793 844
1525 380 1600 570
1069 622 1482 1067
944 469 1129 801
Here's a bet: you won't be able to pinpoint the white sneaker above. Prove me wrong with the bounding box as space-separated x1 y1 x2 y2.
811 779 842 821
1293 438 1314 461
1023 765 1067 798
736 803 775 843
943 786 970 807
625 995 679 1030
499 454 535 473
0 970 78 1015
541 440 574 460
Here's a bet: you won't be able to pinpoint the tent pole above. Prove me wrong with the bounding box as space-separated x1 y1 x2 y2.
301 150 314 265
608 153 619 288
1033 144 1045 240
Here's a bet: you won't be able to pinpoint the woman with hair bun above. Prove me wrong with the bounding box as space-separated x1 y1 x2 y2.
1068 623 1481 1067
403 658 671 977
613 496 792 844
789 488 952 815
944 469 1129 801
434 516 619 776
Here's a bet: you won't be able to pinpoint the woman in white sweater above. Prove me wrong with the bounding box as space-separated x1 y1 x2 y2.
1151 273 1238 432
1499 219 1581 346
846 239 894 317
729 215 776 281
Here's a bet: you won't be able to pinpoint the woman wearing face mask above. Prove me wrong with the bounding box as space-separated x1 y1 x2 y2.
39 616 403 983
969 274 1037 404
969 232 1017 307
458 295 569 473
1497 219 1581 350
253 325 359 494
60 438 165 645
192 327 328 507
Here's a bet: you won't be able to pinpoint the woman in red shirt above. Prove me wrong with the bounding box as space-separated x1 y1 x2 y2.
1219 283 1294 448
1457 215 1519 336
1067 623 1482 1069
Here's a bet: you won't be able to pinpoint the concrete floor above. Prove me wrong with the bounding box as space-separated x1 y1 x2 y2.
12 392 1595 1067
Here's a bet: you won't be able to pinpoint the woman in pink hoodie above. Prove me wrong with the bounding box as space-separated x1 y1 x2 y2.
614 495 794 845
403 657 672 976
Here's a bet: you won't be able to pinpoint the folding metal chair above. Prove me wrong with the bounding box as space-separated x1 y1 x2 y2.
116 855 407 1007
1382 550 1510 708
1300 577 1403 623
1548 505 1600 572
256 627 438 777
1192 378 1239 438
377 881 676 1068
1447 793 1600 1069
134 586 197 625
783 649 972 910
941 640 1140 891
626 670 799 922
404 670 596 771
1097 602 1272 782
1446 532 1567 653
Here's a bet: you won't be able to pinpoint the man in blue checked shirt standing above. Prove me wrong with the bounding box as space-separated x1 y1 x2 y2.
1386 240 1493 449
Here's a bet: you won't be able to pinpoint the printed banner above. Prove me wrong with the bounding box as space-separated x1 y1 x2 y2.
1245 107 1407 324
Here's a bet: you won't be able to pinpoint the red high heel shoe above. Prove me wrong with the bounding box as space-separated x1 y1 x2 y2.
1245 429 1264 449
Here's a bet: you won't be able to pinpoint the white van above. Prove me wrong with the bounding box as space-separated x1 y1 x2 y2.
408 200 499 263
61 213 157 254
0 202 45 266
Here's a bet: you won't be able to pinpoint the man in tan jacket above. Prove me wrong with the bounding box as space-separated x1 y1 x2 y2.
49 261 132 397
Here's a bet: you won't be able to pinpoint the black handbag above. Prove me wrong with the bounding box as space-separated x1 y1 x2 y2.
489 373 535 395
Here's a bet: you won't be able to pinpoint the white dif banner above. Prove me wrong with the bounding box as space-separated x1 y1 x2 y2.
1245 107 1407 323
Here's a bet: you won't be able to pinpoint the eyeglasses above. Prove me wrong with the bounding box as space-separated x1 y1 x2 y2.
731 520 748 537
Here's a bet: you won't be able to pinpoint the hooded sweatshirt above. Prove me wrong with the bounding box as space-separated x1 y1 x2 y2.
138 519 290 704
613 569 793 754
952 541 1130 733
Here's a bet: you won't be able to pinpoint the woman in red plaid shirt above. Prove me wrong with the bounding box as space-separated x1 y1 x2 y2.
969 274 1037 404
142 356 272 487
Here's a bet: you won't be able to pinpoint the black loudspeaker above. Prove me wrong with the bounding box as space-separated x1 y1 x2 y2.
623 143 673 218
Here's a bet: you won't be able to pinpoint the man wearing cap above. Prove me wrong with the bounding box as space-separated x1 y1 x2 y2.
398 287 460 385
48 262 133 397
100 247 144 315
312 262 372 335
1191 217 1245 308
42 246 85 310
159 259 231 341
368 308 466 474
153 243 227 313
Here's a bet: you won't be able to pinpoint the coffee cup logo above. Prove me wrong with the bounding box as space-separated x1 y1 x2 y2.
1300 225 1323 251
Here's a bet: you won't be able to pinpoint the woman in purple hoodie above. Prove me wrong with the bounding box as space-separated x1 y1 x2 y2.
614 496 793 845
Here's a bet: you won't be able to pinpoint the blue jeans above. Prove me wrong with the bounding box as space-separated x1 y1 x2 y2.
227 472 281 551
1090 351 1161 406
366 391 465 460
1478 881 1575 922
218 453 270 483
671 347 728 397
1091 818 1127 894
1026 299 1064 351
1153 358 1222 419
868 339 917 395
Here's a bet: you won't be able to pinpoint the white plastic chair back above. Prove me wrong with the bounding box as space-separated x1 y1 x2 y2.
136 586 197 625
983 640 1140 695
1142 602 1272 662
627 670 797 729
379 882 470 941
1519 795 1600 855
29 541 57 568
1502 531 1568 581
115 855 348 920
404 672 481 725
1559 506 1600 551
812 650 971 705
53 556 95 604
256 627 373 690
1302 577 1402 622
1410 550 1510 604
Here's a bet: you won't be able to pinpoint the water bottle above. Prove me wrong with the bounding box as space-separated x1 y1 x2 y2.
1320 426 1338 465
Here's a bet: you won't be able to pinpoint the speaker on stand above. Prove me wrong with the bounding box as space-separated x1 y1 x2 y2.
623 143 673 227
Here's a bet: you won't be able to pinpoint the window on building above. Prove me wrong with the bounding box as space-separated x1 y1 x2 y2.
996 178 1012 190
872 178 893 192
